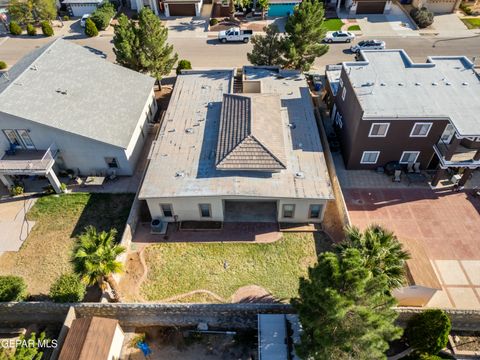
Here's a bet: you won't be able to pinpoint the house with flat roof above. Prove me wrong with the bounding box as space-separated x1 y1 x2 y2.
326 49 480 187
0 39 156 193
139 67 333 224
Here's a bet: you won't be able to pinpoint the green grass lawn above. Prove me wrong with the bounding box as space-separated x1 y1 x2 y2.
347 25 361 31
324 18 344 31
462 18 480 29
0 193 134 297
141 232 329 302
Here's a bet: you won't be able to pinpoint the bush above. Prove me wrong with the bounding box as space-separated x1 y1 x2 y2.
176 59 192 75
210 18 219 26
26 23 37 36
91 1 116 30
85 18 99 37
0 276 27 301
460 3 473 15
9 21 22 35
63 15 70 21
410 7 434 28
0 61 7 70
406 309 451 355
49 274 86 302
41 20 54 36
10 185 24 196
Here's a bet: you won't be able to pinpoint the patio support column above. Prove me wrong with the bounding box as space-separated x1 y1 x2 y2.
0 175 14 188
431 168 446 187
46 169 62 194
444 136 461 161
458 168 474 187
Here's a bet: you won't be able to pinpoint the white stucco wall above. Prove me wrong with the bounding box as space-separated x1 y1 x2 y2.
0 112 139 176
145 196 329 223
107 324 125 360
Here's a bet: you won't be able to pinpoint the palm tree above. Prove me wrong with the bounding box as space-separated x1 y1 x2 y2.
72 226 125 302
336 225 410 290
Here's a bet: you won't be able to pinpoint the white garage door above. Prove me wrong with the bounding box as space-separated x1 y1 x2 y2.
70 3 98 17
425 0 455 13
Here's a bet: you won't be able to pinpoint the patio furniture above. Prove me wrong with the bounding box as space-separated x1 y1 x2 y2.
407 161 414 173
414 162 421 173
83 176 106 188
393 170 402 182
406 172 427 185
5 143 16 156
385 161 402 176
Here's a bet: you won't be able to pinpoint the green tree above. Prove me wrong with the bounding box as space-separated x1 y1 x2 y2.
176 59 192 74
9 20 22 35
257 0 269 19
7 0 56 24
113 9 177 85
247 24 286 67
72 226 125 302
337 225 410 290
90 1 115 30
283 0 328 71
406 309 451 356
49 273 86 302
41 20 53 36
84 17 98 37
26 22 36 35
293 249 402 360
0 275 27 301
0 332 46 360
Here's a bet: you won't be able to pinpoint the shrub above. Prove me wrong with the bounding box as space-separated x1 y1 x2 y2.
26 23 37 36
9 21 22 35
85 18 99 37
0 276 27 301
60 183 68 191
10 185 24 196
460 3 472 15
49 274 86 302
210 18 219 26
63 15 70 21
91 1 116 30
410 7 434 28
41 20 54 36
176 59 192 75
406 309 451 355
0 61 7 70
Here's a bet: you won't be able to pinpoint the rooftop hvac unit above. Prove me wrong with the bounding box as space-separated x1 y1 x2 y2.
151 219 167 235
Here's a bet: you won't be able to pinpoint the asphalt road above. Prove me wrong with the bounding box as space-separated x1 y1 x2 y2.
1 30 479 72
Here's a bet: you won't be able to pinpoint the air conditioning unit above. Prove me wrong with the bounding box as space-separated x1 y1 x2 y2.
450 174 461 185
151 219 167 235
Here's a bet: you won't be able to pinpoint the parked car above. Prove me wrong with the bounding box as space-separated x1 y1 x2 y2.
80 14 91 28
323 31 355 43
218 27 253 43
350 40 386 53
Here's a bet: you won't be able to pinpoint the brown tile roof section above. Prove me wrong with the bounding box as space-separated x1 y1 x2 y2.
59 316 119 360
216 93 287 171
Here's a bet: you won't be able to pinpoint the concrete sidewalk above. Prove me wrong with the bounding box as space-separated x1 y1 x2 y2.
0 197 36 254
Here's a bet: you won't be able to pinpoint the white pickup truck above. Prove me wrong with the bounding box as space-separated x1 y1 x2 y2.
218 27 253 43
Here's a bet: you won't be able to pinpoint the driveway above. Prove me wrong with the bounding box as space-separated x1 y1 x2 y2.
339 4 417 37
163 16 209 38
344 188 480 309
0 198 36 254
427 13 471 37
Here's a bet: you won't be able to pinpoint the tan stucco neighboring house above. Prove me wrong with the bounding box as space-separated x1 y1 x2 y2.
412 0 461 13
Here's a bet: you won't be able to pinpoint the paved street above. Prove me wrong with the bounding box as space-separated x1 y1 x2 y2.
0 22 479 72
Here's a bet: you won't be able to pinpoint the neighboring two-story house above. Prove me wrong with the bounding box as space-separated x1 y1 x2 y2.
138 67 334 224
0 39 156 193
326 49 480 187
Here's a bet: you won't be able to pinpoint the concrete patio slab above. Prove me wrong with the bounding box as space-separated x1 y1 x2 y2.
461 260 480 286
435 260 469 286
426 289 453 308
446 287 480 309
0 198 36 253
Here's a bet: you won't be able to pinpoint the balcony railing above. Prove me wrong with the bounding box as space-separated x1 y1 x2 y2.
434 139 480 166
0 143 58 175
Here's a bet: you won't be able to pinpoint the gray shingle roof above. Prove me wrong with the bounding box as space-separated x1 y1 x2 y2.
216 94 286 171
0 39 155 148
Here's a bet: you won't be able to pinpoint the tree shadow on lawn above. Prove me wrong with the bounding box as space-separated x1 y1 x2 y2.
70 193 134 239
313 231 335 257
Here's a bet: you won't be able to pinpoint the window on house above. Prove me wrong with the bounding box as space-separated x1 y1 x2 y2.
104 157 119 168
199 204 211 218
360 151 380 164
309 204 323 219
400 151 420 164
160 204 173 217
368 123 390 137
3 129 21 147
341 87 346 101
282 204 295 218
410 123 432 137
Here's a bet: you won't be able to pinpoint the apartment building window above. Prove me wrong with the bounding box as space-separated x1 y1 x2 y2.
341 87 346 101
199 204 212 218
368 123 390 137
282 204 295 218
400 151 420 164
309 204 323 219
360 151 380 164
104 157 119 168
160 204 174 217
410 123 432 137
